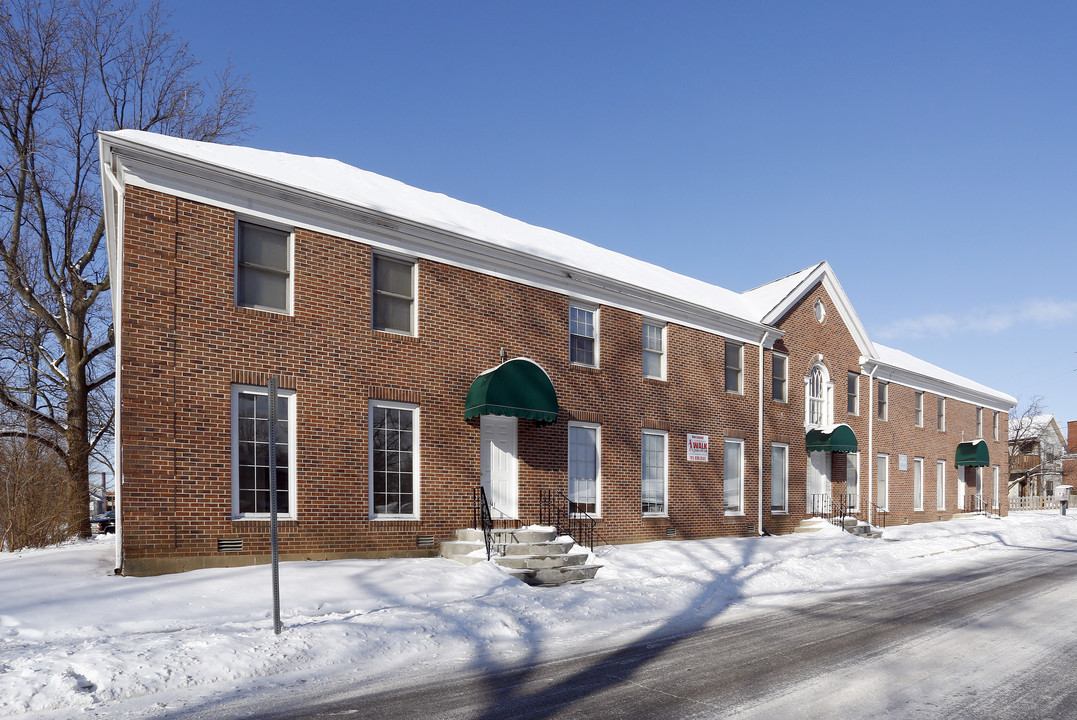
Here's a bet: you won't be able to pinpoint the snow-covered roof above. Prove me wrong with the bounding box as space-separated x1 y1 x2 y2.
1009 414 1063 442
740 263 822 322
872 343 1017 409
102 129 763 327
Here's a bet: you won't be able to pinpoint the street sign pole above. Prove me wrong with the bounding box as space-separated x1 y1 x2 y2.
268 376 282 635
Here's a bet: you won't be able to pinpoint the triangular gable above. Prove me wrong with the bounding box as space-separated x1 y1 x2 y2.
742 261 876 359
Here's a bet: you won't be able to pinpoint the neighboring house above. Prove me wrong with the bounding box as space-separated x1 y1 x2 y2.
1060 420 1076 490
1008 414 1066 498
98 130 1017 576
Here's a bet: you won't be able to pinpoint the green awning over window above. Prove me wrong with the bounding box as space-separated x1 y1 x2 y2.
955 440 990 467
805 424 858 453
464 358 559 424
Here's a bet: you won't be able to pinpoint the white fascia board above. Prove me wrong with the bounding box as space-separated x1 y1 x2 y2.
762 262 875 358
859 358 1016 413
103 136 778 346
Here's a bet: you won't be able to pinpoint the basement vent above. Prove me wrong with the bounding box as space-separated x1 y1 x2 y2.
665 527 677 537
217 539 243 553
416 535 435 548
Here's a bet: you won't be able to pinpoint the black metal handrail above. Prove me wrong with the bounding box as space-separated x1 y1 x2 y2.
538 488 596 551
809 493 856 530
969 493 987 515
472 486 494 560
869 501 888 530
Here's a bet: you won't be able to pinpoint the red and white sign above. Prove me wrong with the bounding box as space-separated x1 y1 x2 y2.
686 433 709 462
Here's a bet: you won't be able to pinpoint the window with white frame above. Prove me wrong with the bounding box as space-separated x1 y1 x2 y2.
369 400 419 518
992 465 999 509
913 457 924 511
568 423 600 514
569 305 597 366
846 452 859 510
808 365 825 426
724 341 743 393
936 460 946 510
914 392 924 427
724 438 744 513
877 382 888 421
937 396 946 431
772 353 788 403
876 453 889 510
642 322 665 380
993 411 999 441
641 430 668 515
232 384 296 519
975 466 983 497
976 407 983 438
372 255 416 334
847 372 859 415
236 221 291 314
771 443 788 513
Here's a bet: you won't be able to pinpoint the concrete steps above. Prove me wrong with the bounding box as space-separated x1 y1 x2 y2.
440 526 601 585
794 515 883 539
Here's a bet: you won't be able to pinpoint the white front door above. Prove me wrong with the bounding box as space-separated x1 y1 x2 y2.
807 451 831 514
958 467 966 510
481 415 518 519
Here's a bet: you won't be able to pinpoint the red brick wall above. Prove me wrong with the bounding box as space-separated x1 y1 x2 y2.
119 187 765 574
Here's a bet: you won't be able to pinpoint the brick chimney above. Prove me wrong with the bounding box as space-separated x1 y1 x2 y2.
1070 420 1077 454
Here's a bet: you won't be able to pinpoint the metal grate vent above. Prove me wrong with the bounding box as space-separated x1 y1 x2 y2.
665 527 677 537
217 539 243 552
416 534 435 548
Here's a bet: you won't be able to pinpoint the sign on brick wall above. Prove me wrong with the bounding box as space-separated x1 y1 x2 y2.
687 434 709 462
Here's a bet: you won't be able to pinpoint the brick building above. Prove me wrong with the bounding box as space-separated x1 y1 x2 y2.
99 130 1016 576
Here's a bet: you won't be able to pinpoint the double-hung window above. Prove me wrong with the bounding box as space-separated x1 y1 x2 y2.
570 305 597 366
641 430 667 515
808 366 825 426
877 382 888 421
372 255 416 334
993 411 1000 441
992 466 1000 509
937 397 946 431
236 221 291 314
724 438 744 514
772 353 788 402
232 384 296 519
724 341 743 394
369 400 419 518
642 322 665 379
876 453 889 510
936 460 946 510
914 392 924 427
976 407 984 438
569 424 600 514
847 372 859 415
913 457 924 511
771 443 788 513
846 452 859 511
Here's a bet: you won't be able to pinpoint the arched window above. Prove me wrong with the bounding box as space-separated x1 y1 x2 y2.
808 366 825 426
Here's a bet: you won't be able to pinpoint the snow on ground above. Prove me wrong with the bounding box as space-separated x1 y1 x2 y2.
2 512 1076 718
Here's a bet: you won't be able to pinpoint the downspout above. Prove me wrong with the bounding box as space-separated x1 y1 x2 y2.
757 332 770 535
101 151 125 573
865 361 879 526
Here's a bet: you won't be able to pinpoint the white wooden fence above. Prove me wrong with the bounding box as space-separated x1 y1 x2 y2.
1009 496 1061 511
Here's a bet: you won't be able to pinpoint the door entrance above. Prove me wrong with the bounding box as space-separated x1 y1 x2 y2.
807 451 832 514
481 415 518 520
957 467 966 510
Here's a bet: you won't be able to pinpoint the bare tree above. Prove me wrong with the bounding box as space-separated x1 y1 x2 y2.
0 0 253 540
1008 396 1064 497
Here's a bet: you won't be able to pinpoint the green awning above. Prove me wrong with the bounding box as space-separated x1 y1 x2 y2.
464 358 559 424
955 440 990 467
805 424 858 453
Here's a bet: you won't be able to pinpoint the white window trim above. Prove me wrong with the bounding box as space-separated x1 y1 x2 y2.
993 411 1000 441
569 303 600 368
725 341 744 394
372 252 418 337
936 460 946 511
992 465 1000 509
770 442 789 514
848 371 859 416
641 429 669 517
234 219 294 316
568 421 602 517
724 437 745 516
913 457 924 511
976 407 983 439
772 352 788 403
642 320 666 381
938 396 946 432
231 383 298 521
877 453 889 511
805 361 833 428
368 399 421 520
914 392 924 428
877 381 888 422
847 451 860 513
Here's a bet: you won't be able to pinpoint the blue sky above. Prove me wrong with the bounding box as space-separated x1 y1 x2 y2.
160 1 1077 433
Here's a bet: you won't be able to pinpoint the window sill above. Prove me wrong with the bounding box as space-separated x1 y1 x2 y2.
235 304 295 320
724 511 745 517
232 514 298 522
371 515 420 521
372 328 419 341
570 362 600 372
642 512 668 519
643 375 667 383
769 510 788 515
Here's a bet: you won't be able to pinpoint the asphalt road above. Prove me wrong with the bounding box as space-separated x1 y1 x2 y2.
195 538 1077 720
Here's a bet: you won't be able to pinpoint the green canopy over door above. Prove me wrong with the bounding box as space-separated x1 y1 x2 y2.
955 440 990 467
805 424 858 453
464 358 560 424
